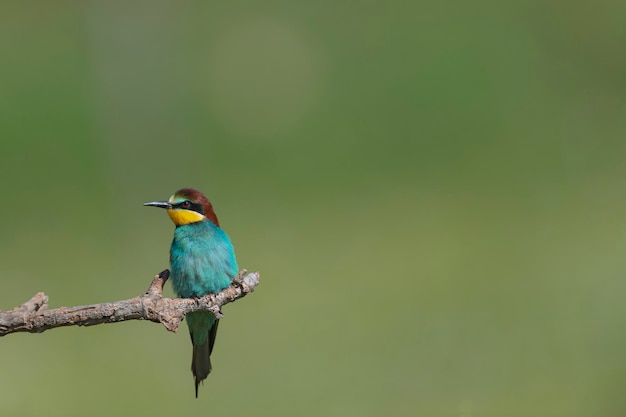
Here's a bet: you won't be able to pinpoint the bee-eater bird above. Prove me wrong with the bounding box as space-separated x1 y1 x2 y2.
144 188 238 397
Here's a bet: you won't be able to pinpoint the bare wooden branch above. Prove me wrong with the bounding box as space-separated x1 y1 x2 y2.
0 269 260 337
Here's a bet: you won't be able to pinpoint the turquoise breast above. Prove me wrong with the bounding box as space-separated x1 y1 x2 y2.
169 220 238 297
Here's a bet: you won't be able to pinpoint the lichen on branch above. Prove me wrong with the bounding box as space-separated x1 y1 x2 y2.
0 269 259 337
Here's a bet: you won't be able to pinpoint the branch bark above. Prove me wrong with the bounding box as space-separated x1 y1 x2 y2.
0 269 259 337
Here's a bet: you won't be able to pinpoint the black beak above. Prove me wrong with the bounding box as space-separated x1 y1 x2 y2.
144 201 172 209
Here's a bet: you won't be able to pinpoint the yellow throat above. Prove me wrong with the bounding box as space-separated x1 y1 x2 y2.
167 208 206 226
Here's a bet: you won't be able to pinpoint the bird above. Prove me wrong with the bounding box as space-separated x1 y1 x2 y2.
144 188 238 397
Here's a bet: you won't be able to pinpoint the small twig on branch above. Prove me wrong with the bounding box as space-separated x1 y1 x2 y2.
0 269 259 337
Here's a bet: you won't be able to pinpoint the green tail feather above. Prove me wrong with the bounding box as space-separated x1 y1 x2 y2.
189 318 220 398
192 337 212 398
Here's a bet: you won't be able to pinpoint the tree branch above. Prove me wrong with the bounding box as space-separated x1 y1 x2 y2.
0 269 260 337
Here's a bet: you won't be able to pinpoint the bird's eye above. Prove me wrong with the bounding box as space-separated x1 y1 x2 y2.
181 201 191 209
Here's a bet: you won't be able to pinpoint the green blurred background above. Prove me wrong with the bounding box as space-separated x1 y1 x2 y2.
1 1 626 416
